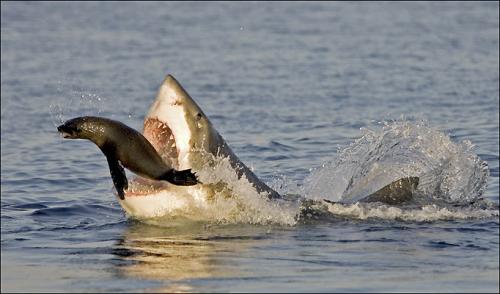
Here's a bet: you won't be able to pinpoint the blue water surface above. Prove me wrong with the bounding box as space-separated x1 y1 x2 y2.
1 2 499 292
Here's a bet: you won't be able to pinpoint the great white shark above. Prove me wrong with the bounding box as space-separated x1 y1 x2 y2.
118 74 419 218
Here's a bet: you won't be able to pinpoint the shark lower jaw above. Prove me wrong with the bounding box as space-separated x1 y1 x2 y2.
124 177 170 197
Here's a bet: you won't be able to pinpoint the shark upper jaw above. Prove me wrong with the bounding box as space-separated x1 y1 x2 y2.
125 74 217 197
143 74 211 170
144 74 221 169
143 75 193 171
124 75 197 197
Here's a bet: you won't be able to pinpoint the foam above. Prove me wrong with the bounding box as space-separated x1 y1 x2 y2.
324 202 499 222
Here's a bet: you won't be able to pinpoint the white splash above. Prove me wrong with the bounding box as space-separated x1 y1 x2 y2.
302 120 490 206
49 87 105 127
190 154 299 226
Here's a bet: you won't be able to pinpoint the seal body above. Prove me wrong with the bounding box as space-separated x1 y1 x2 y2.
57 116 197 199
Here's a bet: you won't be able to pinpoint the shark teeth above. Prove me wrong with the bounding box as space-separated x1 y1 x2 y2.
143 117 179 169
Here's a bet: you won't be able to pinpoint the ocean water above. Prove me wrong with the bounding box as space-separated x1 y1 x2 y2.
1 2 499 292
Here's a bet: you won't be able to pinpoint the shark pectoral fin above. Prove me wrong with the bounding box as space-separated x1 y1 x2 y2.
161 169 199 186
105 155 128 200
363 176 419 205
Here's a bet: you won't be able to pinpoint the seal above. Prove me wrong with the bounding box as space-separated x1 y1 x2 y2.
57 116 198 199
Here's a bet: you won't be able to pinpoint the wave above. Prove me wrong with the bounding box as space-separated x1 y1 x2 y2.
319 201 498 222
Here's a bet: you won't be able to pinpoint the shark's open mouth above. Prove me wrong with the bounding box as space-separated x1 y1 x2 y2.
117 74 281 204
125 118 181 197
143 118 179 169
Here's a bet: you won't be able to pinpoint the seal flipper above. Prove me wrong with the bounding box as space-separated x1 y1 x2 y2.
159 169 199 186
105 155 128 199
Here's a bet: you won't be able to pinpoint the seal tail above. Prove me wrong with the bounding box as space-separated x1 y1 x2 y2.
160 169 199 186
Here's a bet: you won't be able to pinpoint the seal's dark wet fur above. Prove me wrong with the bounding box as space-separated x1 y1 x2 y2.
58 116 198 199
